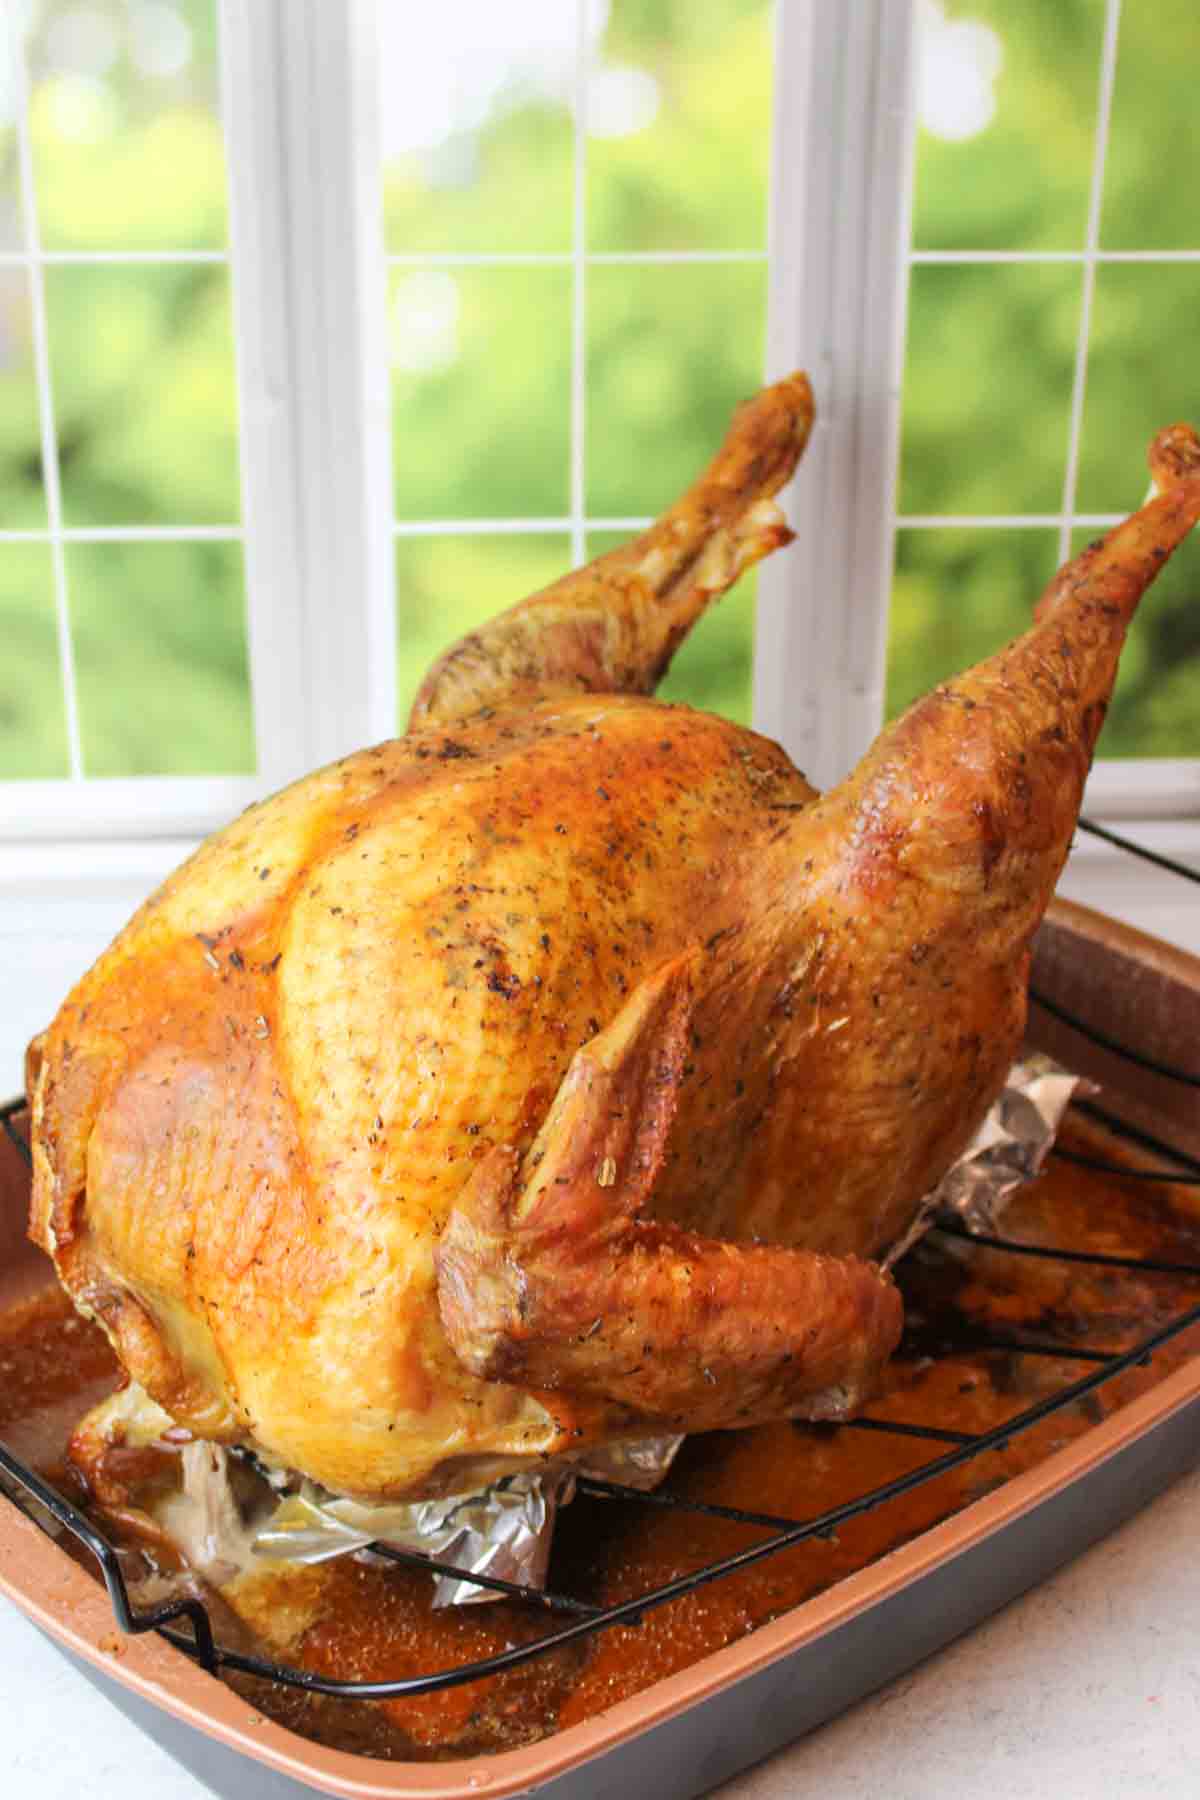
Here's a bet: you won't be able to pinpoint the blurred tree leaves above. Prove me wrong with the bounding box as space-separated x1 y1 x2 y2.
895 0 1200 756
585 261 766 517
0 544 70 778
587 0 771 251
910 0 1102 252
1102 0 1200 251
898 262 1081 517
0 0 241 778
69 539 252 775
391 267 572 520
0 272 46 529
1 0 1197 782
28 0 225 250
45 263 240 527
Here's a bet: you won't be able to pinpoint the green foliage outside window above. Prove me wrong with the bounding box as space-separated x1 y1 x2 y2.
0 0 1196 780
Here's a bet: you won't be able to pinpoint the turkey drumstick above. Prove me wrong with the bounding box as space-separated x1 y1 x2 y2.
410 371 814 728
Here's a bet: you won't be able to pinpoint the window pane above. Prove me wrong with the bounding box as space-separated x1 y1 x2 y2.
1076 264 1200 515
44 262 240 526
911 0 1103 251
886 528 1059 721
0 543 69 777
0 113 19 250
379 6 573 254
587 0 772 253
585 260 766 518
391 267 571 521
0 269 47 528
898 263 1080 517
396 532 570 727
1102 0 1200 251
1074 525 1200 759
69 539 252 775
26 0 226 250
585 527 754 725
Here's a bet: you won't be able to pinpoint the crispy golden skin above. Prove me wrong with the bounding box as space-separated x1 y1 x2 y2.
27 379 1200 1500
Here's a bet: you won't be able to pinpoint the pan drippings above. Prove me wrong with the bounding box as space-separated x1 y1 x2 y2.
4 1112 1199 1762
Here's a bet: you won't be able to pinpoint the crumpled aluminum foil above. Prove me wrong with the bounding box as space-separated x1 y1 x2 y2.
884 1052 1088 1268
253 1471 570 1607
246 1056 1082 1608
251 1433 683 1607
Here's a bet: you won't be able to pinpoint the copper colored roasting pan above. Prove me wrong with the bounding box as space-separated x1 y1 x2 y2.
3 893 1200 1800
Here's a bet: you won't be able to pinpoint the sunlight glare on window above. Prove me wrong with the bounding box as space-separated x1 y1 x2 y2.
390 271 462 379
42 6 120 78
379 0 588 250
28 0 224 249
917 0 1002 143
586 64 660 139
40 73 118 143
377 0 606 162
128 2 194 80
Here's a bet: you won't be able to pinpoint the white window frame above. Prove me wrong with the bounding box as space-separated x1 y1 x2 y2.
1 0 1197 933
0 0 394 853
754 0 917 795
221 0 395 782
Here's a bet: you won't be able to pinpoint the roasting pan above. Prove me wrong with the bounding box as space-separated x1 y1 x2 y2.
3 875 1200 1800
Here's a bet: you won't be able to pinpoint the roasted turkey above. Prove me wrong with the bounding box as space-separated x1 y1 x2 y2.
28 375 1200 1502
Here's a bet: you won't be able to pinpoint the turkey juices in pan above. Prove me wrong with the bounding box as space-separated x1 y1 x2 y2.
25 373 1200 1503
6 1112 1200 1761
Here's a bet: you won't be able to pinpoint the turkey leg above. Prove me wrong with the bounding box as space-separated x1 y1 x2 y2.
410 371 815 729
801 422 1200 943
436 953 902 1431
706 425 1200 1262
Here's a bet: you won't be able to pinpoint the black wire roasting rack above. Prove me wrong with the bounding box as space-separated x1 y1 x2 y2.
2 814 1200 1704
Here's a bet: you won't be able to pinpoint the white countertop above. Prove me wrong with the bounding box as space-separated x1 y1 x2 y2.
3 1459 1199 1800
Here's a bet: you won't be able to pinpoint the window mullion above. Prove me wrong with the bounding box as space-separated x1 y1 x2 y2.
5 10 84 782
220 0 395 786
753 0 916 792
